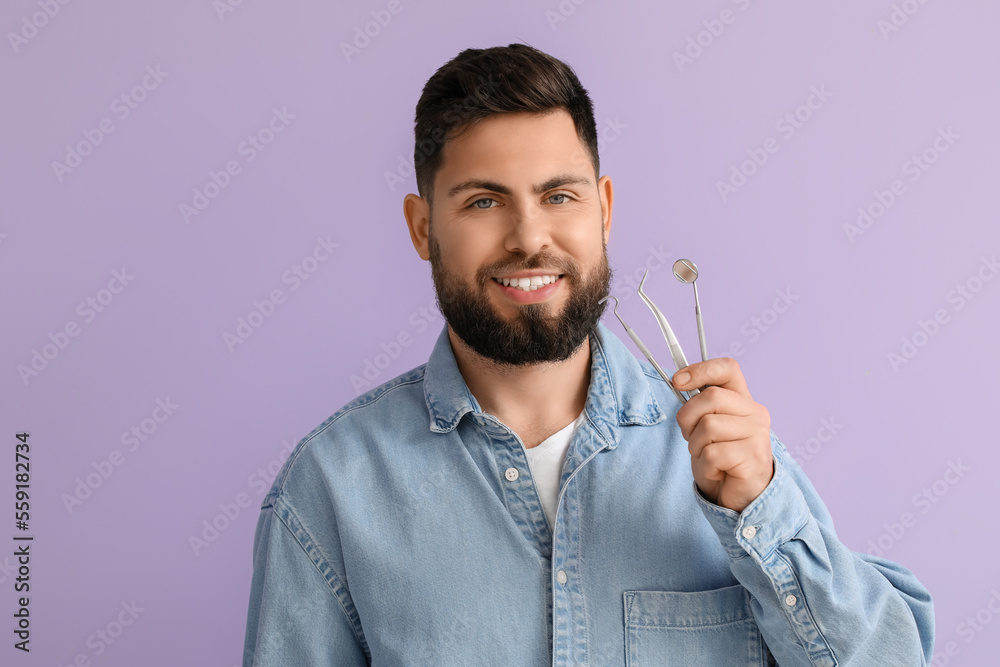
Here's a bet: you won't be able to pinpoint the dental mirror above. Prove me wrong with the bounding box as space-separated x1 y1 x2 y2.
673 259 708 362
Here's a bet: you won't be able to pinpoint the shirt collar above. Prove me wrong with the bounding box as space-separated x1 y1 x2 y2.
422 321 667 447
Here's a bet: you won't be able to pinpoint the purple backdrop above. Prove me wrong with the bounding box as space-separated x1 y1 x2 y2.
1 0 998 665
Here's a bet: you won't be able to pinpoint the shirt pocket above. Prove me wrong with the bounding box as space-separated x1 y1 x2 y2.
623 584 771 667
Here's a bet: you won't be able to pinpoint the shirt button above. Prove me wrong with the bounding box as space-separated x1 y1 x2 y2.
785 594 797 607
556 570 568 585
504 467 519 481
742 525 757 539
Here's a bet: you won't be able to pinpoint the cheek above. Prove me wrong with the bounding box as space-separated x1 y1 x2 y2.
436 240 485 281
446 229 501 264
559 232 603 265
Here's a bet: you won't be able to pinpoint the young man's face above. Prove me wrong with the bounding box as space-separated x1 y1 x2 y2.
404 109 614 366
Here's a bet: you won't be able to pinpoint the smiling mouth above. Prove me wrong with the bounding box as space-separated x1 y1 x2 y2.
490 274 565 292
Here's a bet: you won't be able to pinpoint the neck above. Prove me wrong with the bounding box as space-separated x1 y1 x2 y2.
447 325 592 446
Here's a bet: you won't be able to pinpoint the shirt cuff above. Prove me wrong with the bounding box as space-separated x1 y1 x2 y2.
693 454 811 561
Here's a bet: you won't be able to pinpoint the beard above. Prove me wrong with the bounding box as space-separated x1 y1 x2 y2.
428 229 613 367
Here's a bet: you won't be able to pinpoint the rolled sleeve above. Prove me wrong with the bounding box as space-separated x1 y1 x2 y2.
693 452 811 562
690 432 935 666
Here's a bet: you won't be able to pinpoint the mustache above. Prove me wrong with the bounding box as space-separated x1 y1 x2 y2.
477 254 580 284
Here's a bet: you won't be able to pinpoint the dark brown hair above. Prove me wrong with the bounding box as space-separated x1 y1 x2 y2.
413 43 600 207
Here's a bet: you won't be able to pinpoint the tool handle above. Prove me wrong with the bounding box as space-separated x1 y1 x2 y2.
623 325 688 404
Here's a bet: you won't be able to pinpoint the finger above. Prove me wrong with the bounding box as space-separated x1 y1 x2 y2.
672 357 750 397
691 439 764 483
675 386 757 441
684 413 757 458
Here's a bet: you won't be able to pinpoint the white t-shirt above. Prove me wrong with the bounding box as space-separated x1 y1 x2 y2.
523 410 587 528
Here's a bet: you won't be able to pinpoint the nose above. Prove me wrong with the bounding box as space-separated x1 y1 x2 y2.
503 202 552 257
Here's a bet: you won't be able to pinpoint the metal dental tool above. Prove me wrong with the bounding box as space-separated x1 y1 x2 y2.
637 269 700 398
598 295 688 404
672 259 708 363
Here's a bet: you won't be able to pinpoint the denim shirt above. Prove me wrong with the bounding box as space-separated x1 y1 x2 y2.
243 322 934 666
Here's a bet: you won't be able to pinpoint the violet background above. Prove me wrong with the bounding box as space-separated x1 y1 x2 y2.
1 0 998 665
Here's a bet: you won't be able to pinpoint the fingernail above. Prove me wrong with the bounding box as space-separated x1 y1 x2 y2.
674 371 689 386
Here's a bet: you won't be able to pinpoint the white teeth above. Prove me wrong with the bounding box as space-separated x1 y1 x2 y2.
495 275 560 291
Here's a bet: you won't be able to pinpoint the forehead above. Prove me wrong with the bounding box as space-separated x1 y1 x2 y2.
435 109 594 195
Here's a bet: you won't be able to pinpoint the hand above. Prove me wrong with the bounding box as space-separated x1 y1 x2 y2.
672 358 774 513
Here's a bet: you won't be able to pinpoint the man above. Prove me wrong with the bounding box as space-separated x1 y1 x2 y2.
243 44 934 665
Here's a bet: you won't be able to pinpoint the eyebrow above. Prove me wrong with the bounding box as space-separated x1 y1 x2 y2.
446 173 592 199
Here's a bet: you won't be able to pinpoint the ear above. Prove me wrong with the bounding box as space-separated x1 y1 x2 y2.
404 193 431 260
597 175 613 245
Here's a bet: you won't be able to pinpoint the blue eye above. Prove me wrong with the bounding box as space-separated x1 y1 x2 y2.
549 194 569 204
471 197 496 209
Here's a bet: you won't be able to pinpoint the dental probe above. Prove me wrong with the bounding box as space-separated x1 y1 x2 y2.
599 295 688 404
636 270 700 398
